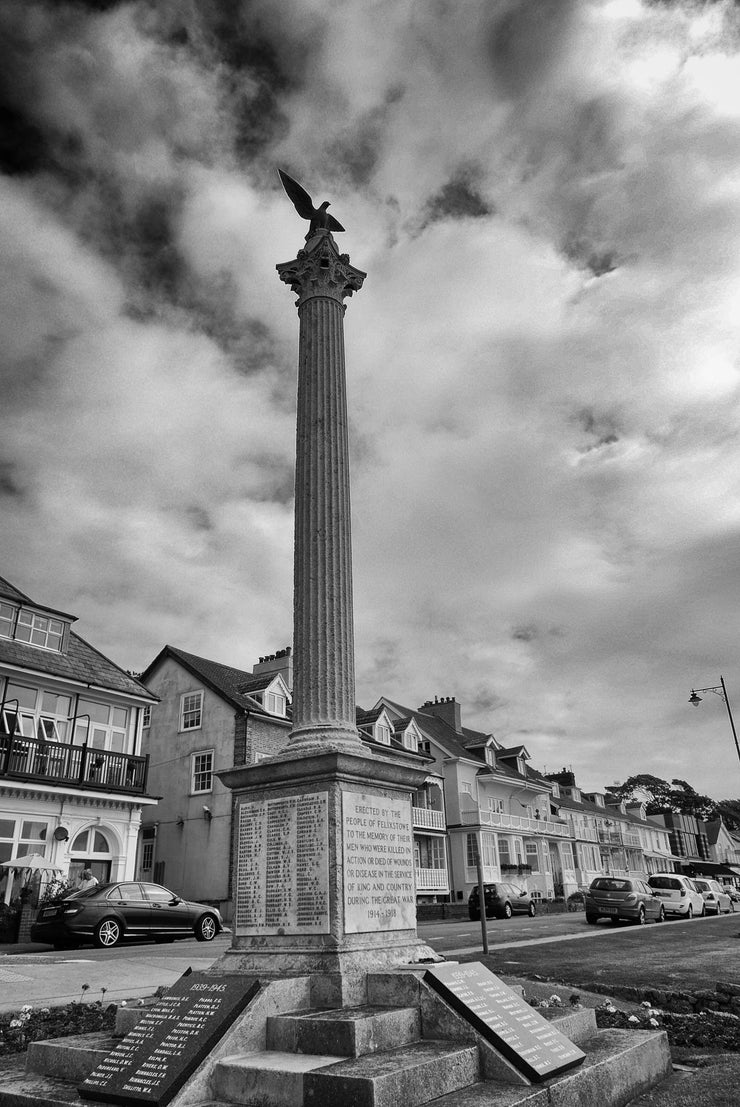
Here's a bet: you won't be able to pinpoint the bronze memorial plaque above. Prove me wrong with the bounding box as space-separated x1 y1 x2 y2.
234 791 329 935
425 962 585 1083
343 789 416 933
79 972 260 1105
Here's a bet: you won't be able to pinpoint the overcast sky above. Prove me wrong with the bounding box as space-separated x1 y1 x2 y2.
2 0 740 802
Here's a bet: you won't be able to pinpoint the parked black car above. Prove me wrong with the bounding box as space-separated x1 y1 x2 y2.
30 881 223 950
468 882 536 921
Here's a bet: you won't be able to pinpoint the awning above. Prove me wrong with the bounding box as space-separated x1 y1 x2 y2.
679 860 740 879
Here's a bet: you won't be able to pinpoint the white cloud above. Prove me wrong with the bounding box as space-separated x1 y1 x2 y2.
2 0 740 800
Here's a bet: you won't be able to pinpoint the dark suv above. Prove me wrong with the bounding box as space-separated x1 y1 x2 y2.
468 882 536 920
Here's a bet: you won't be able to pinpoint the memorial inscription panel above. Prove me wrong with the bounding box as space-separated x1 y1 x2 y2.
425 962 585 1083
235 791 329 935
79 972 260 1106
343 789 416 933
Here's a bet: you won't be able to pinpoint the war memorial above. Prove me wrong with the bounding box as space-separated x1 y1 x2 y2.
0 175 672 1107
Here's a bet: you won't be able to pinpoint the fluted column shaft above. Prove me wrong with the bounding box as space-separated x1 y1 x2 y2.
277 232 366 749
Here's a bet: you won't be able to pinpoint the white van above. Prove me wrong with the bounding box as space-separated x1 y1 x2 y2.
647 873 705 918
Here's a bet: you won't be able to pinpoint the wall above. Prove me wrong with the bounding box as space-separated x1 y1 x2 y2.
140 657 237 909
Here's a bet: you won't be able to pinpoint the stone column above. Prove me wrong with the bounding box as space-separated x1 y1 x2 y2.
216 230 438 1005
276 231 366 753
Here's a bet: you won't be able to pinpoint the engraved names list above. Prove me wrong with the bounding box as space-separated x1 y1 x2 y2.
235 792 329 935
343 790 416 933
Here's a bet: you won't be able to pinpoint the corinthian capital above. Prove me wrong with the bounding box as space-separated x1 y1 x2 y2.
277 230 366 307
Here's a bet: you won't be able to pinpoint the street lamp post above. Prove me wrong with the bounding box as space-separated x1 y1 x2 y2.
688 675 740 769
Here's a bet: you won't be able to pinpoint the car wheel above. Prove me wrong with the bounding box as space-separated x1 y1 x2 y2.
687 905 693 919
503 903 513 920
468 909 480 921
636 906 646 925
195 913 218 942
657 905 665 922
585 913 598 925
94 918 122 948
700 904 706 917
528 902 536 917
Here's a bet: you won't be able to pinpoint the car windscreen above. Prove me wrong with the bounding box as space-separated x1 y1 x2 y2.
591 879 631 891
648 877 680 890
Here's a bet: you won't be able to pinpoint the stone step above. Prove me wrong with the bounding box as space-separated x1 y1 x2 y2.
213 1039 478 1107
26 1032 120 1083
302 1039 480 1107
267 1004 421 1057
428 1027 672 1107
212 1049 346 1107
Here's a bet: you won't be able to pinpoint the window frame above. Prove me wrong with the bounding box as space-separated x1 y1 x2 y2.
191 748 214 795
14 609 65 652
180 691 203 733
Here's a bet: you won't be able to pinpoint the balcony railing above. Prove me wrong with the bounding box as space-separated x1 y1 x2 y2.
570 826 599 842
415 866 449 891
462 809 571 838
412 806 445 830
0 733 149 794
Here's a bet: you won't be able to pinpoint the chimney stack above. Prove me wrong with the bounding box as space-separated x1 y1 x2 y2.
420 695 462 734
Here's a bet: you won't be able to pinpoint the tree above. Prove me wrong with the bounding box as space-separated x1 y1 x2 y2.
714 799 740 832
608 774 717 819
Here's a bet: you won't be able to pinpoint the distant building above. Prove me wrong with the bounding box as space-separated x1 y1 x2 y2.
138 646 293 920
0 576 157 901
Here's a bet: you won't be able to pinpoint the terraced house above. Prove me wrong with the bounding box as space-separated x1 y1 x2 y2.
0 576 157 902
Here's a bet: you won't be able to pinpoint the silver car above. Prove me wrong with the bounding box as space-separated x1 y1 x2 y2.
647 873 705 918
691 878 734 915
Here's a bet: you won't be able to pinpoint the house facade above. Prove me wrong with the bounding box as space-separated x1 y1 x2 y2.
138 646 293 920
0 576 157 902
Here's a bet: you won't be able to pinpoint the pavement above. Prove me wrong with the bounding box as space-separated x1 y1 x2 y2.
0 938 229 1011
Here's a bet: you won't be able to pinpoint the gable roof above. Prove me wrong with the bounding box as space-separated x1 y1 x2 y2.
141 645 291 719
0 576 154 701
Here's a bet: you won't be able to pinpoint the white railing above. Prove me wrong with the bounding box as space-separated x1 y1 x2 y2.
570 826 599 842
415 867 449 890
461 809 571 838
412 806 445 830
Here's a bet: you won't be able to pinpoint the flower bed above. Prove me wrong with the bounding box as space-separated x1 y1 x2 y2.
527 992 740 1053
594 1000 740 1052
0 998 116 1056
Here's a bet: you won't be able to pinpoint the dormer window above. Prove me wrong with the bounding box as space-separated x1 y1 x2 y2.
264 690 286 717
402 729 418 752
0 604 66 652
0 603 15 639
376 722 391 745
485 747 495 767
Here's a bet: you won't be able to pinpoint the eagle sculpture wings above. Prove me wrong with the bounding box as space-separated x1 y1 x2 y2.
278 169 346 235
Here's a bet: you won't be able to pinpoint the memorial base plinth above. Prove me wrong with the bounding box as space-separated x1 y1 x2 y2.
216 746 441 1007
215 943 439 1007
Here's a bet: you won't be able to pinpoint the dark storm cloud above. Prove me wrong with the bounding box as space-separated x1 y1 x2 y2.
574 408 622 453
0 461 24 499
421 166 494 228
485 0 579 98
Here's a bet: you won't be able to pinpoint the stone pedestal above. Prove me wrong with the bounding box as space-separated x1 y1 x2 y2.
218 749 437 1006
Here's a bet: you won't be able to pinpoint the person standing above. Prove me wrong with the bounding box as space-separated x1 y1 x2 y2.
78 869 98 891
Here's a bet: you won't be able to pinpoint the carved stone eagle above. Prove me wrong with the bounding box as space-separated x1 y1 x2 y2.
278 169 346 235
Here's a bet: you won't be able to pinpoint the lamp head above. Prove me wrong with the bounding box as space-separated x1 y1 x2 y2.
688 690 702 707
